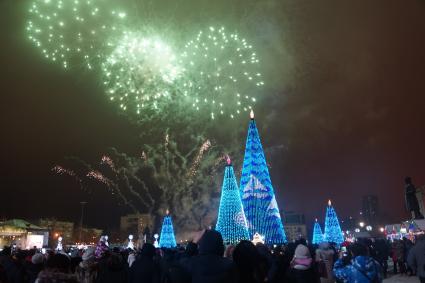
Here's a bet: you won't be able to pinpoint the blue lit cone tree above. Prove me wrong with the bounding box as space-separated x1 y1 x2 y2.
323 200 344 245
240 110 287 244
215 157 250 244
312 218 324 244
159 210 177 248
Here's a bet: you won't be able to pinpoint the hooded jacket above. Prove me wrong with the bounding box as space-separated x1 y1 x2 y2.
128 244 160 283
189 230 235 283
334 256 383 283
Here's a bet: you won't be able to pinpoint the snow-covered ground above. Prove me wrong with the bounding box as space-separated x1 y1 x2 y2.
384 274 420 283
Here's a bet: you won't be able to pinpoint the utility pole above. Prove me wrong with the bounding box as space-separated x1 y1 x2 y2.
79 201 87 243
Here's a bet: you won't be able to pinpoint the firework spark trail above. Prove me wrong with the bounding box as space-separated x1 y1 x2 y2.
141 151 147 161
101 155 116 172
187 139 211 180
86 170 138 212
86 170 114 190
52 165 84 187
54 134 230 233
52 165 76 176
119 168 153 209
104 148 156 210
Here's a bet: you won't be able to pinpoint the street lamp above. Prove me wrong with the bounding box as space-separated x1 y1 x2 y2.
366 225 372 231
359 222 365 228
379 227 385 233
79 201 87 243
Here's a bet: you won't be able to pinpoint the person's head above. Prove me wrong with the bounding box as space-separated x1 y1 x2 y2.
293 244 311 259
405 177 412 184
106 252 123 269
233 241 259 265
416 234 425 243
319 242 330 250
350 243 368 257
140 243 156 259
32 253 45 265
46 253 71 273
13 250 27 263
234 240 266 282
82 247 95 262
198 230 224 256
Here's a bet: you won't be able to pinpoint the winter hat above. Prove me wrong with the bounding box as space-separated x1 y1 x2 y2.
82 247 95 261
294 244 311 259
198 230 224 256
31 253 44 265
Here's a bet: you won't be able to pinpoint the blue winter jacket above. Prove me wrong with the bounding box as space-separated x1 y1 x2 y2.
333 256 383 283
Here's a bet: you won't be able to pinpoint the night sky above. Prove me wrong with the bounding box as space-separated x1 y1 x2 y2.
1 0 425 230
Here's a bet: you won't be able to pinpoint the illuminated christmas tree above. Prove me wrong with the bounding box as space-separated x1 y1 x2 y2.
323 200 344 244
215 157 250 244
312 219 324 244
159 211 177 248
240 110 287 244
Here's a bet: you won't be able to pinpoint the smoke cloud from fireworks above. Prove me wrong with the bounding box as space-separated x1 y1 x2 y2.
53 133 232 234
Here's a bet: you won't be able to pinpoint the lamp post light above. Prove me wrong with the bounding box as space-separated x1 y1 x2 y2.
359 222 365 228
79 201 87 243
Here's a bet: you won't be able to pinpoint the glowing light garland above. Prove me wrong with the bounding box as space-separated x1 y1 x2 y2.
215 158 250 244
159 211 177 248
323 200 344 245
312 218 324 245
26 0 126 70
179 27 262 119
240 111 287 244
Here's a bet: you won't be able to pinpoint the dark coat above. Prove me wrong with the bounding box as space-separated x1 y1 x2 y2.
189 230 235 283
285 267 320 283
25 262 44 283
96 253 127 283
128 244 160 283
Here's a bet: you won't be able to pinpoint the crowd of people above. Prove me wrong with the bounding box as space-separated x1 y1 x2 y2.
1 229 425 283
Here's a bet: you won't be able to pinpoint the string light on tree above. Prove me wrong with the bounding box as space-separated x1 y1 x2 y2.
240 110 287 244
179 27 263 119
312 218 324 245
215 156 250 244
323 200 344 245
159 210 177 248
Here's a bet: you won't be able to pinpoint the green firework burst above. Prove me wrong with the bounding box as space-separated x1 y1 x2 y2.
178 26 263 119
26 0 127 69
